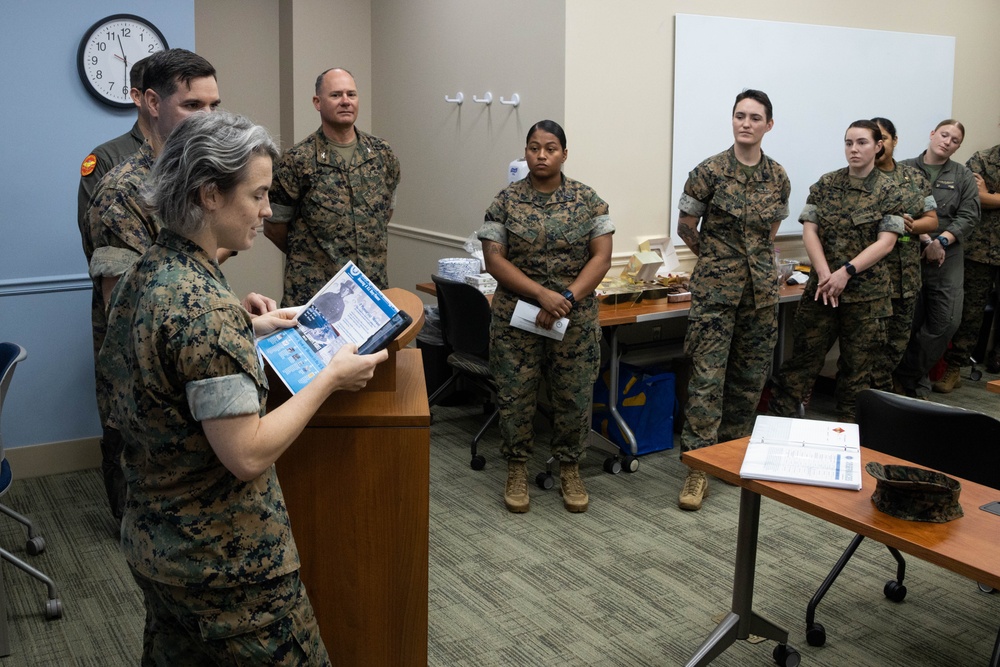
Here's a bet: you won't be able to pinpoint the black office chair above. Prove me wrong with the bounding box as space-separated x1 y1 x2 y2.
0 343 63 647
805 389 1000 648
427 275 498 470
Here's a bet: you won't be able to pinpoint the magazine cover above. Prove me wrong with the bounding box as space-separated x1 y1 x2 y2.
256 261 408 394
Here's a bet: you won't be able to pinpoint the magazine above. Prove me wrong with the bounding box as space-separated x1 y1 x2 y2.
256 261 412 394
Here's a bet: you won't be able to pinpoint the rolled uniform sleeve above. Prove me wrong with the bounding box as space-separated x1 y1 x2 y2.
175 309 265 421
267 151 301 224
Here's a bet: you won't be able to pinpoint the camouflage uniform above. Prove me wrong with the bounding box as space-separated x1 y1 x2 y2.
479 175 614 463
269 128 400 305
874 163 936 389
894 152 981 396
943 146 1000 369
99 229 327 665
770 167 905 421
678 147 790 452
77 121 144 241
84 141 159 521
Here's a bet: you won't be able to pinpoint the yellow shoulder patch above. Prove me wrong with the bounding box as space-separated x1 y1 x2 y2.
81 154 97 177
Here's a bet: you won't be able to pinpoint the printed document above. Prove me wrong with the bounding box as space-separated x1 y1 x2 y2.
739 415 862 490
510 300 569 341
256 261 410 394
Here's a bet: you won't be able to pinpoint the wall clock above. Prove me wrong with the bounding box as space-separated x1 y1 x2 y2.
77 14 168 108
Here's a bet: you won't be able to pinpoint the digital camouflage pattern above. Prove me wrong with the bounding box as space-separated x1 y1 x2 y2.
85 142 160 423
866 462 963 523
479 175 613 462
798 167 906 304
85 141 159 522
269 128 400 305
677 147 789 452
132 570 330 666
678 147 790 309
964 145 1000 265
943 146 1000 368
770 167 905 421
77 121 144 239
100 229 299 587
876 163 935 390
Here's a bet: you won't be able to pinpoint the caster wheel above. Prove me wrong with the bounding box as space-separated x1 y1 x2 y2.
470 455 486 471
45 598 62 620
971 368 983 382
806 621 826 647
622 456 639 473
535 472 554 490
26 536 45 556
603 457 622 475
977 582 995 594
772 644 801 667
884 579 907 602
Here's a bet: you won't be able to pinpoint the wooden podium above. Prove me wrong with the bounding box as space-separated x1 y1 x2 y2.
268 289 430 666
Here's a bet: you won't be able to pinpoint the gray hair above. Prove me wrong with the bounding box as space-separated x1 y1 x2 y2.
144 111 279 236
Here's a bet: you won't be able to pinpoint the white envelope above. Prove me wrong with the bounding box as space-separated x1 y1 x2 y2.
510 300 569 341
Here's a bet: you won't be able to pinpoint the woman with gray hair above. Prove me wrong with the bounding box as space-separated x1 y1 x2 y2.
100 111 387 665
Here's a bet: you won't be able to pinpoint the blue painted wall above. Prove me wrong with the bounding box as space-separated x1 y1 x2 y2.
0 1 194 448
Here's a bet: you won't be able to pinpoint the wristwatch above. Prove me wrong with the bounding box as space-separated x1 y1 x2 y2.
843 262 857 277
561 289 576 308
936 235 950 249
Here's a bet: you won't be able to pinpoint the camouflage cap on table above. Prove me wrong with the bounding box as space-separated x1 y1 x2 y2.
866 462 963 523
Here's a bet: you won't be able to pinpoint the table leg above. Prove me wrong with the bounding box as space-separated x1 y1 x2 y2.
0 547 8 657
606 325 638 456
990 622 999 667
685 488 788 666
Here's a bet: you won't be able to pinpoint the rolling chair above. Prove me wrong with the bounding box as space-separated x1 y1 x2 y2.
805 389 1000 649
0 342 63 657
427 276 499 470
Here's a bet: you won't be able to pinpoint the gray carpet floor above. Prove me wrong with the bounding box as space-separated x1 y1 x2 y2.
0 366 998 666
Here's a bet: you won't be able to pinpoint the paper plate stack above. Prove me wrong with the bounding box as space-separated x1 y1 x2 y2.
437 257 482 282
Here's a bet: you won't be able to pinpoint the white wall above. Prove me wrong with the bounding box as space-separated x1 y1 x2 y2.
372 0 566 298
566 0 1000 268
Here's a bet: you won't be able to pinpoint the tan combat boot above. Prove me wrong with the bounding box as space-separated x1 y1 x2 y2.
932 365 962 393
679 469 710 511
559 462 589 512
504 460 530 513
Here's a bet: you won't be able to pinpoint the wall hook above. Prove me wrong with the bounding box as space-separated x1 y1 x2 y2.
444 92 464 105
499 93 520 107
472 92 493 105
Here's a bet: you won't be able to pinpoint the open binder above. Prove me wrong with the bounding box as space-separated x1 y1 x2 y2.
739 415 862 490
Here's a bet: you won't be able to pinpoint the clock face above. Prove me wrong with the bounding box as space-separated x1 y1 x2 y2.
78 14 168 108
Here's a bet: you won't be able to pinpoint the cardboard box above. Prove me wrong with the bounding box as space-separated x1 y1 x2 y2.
621 251 664 282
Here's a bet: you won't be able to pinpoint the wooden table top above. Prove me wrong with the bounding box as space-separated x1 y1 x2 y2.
683 438 1000 590
415 281 804 327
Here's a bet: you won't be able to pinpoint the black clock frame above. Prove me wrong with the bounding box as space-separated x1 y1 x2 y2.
77 13 169 109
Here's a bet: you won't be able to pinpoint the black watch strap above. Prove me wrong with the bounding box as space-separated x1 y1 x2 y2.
561 289 576 307
843 261 857 277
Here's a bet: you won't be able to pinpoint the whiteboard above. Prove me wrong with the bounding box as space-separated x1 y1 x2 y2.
671 15 955 242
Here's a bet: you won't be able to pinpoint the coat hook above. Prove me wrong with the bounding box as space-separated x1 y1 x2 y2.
444 92 464 105
472 92 493 105
500 93 520 107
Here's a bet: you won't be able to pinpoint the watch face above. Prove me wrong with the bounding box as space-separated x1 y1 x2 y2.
78 14 168 108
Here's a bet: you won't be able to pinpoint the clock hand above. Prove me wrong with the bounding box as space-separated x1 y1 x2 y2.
113 54 126 63
117 34 128 69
